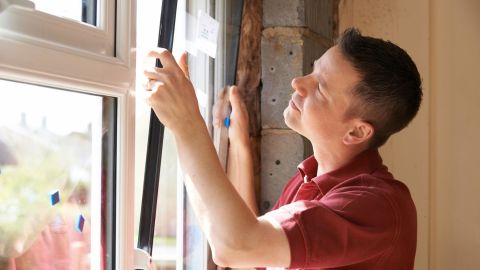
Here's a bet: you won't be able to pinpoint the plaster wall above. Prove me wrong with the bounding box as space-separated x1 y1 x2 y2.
339 0 480 269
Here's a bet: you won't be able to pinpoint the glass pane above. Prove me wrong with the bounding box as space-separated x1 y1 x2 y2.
0 79 116 269
152 130 178 270
135 106 178 270
30 0 97 26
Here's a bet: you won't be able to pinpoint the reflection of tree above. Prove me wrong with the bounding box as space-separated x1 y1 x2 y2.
0 124 92 260
0 157 67 257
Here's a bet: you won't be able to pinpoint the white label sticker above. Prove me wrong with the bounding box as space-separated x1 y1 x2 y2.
195 10 219 58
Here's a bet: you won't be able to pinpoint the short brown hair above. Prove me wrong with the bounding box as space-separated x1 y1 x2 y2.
338 28 422 148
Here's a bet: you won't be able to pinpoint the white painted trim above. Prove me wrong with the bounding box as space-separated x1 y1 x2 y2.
114 0 136 269
116 91 136 270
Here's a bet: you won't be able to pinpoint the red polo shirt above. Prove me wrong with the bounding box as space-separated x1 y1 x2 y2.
266 149 417 269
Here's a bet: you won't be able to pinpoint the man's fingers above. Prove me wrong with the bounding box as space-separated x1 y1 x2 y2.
179 52 190 79
144 68 170 82
229 86 242 111
147 48 179 70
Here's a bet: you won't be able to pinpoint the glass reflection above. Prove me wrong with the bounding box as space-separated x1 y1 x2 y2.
0 80 115 269
30 0 98 26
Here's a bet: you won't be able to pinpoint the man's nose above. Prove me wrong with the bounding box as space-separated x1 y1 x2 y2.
291 76 309 97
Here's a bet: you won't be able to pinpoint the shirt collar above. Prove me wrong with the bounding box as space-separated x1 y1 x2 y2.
297 148 384 194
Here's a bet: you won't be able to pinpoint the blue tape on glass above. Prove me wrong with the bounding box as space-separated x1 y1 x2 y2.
224 116 231 128
50 190 60 206
75 214 85 233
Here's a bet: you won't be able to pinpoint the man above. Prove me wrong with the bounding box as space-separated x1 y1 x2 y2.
143 28 422 269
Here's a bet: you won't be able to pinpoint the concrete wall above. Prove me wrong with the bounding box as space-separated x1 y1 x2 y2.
260 0 338 214
339 0 480 269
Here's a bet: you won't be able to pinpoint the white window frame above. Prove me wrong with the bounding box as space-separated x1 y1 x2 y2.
0 0 115 55
0 0 136 268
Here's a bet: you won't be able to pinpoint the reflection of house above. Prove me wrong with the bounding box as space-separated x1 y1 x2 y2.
58 131 92 183
0 139 17 166
0 119 92 184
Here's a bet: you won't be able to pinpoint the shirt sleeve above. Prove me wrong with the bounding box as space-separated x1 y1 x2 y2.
265 185 398 269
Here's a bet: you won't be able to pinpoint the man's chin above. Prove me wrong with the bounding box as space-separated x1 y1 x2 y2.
283 116 298 133
283 109 291 126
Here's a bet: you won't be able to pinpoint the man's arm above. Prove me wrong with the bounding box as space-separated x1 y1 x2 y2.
227 140 258 216
143 49 290 268
223 86 258 216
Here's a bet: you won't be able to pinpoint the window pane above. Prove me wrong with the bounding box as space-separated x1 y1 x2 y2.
153 130 178 270
134 104 178 270
30 0 97 26
0 79 115 269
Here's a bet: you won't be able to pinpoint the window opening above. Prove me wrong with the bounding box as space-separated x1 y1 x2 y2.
182 1 244 270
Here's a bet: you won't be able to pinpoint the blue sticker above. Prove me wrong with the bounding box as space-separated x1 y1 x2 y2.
49 190 60 206
224 116 230 128
75 214 85 233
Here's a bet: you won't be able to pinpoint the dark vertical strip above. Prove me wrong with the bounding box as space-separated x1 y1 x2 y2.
137 0 178 256
109 98 117 270
81 0 97 26
113 0 117 58
100 97 117 270
225 0 244 86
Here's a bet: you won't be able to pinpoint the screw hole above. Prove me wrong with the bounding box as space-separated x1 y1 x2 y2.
275 160 281 165
289 51 293 55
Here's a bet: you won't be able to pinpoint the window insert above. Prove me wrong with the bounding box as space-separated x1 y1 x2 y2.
136 0 178 262
134 0 244 269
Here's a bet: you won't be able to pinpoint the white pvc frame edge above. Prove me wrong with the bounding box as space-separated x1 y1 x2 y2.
0 0 115 55
0 0 137 269
115 0 136 269
116 90 136 270
0 38 130 95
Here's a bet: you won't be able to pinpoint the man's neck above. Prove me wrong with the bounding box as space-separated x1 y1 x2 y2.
313 143 367 176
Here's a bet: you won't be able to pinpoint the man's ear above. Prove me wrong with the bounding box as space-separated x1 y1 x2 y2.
343 120 374 145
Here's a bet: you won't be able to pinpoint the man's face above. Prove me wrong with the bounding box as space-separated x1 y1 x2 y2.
283 46 361 146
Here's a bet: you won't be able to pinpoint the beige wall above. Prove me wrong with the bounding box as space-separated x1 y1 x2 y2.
339 0 480 269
